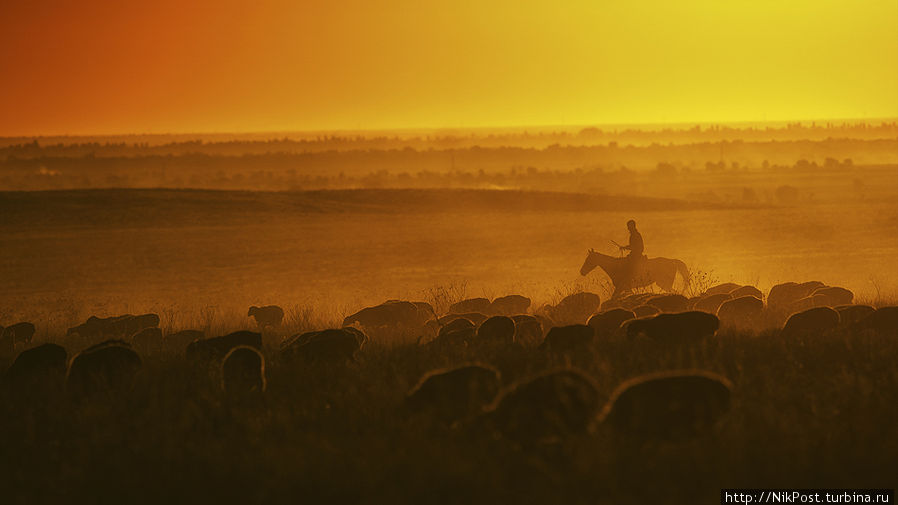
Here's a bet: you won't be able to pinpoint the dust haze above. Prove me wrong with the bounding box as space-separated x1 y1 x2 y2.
2 121 897 503
2 122 897 323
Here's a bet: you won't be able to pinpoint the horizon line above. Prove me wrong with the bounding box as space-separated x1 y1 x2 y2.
2 116 897 140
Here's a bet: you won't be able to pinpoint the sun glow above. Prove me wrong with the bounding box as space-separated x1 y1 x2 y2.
1 0 896 135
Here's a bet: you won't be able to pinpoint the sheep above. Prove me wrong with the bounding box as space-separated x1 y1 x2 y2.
834 305 875 326
279 328 361 363
599 369 733 441
449 297 491 315
66 340 142 397
587 308 636 338
692 293 732 314
475 316 516 345
632 305 661 318
539 324 594 353
220 345 266 395
186 331 262 366
645 294 689 313
811 286 853 306
5 343 67 396
550 292 601 325
852 306 898 336
130 327 163 356
702 282 741 297
781 306 840 337
0 322 36 349
488 295 531 316
729 285 763 299
716 295 765 330
404 364 500 426
480 369 603 446
248 305 284 328
626 311 719 345
511 314 544 348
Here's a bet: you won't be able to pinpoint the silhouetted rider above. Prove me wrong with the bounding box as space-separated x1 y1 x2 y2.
619 219 644 259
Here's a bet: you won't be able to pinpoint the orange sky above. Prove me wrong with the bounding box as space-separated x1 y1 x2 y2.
1 0 897 136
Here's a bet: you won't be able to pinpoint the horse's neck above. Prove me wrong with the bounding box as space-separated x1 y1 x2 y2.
592 251 620 266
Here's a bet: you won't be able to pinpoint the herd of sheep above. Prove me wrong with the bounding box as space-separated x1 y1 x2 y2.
1 279 896 447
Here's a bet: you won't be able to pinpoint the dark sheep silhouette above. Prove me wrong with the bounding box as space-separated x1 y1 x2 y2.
716 295 765 329
834 305 875 326
67 313 159 340
163 329 204 354
587 309 636 338
342 326 369 348
781 307 840 337
1 322 36 348
729 285 763 300
186 331 262 365
476 316 516 345
426 326 476 348
539 324 594 353
412 301 436 317
488 295 530 316
702 282 741 297
550 292 601 324
404 364 500 426
342 300 431 334
248 305 284 328
852 306 898 335
131 327 163 355
5 343 67 393
789 293 830 313
632 305 661 318
626 311 719 344
692 293 732 314
599 369 733 441
220 345 266 395
449 297 491 315
618 292 657 310
811 286 853 306
439 317 475 336
280 328 360 363
767 281 826 312
511 314 543 348
437 312 489 326
66 340 142 397
646 294 689 313
482 369 603 445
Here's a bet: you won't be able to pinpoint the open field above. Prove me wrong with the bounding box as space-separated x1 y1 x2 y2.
2 157 896 505
2 188 897 335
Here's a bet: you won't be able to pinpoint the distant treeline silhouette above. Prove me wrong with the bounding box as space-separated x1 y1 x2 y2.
1 137 895 198
1 121 896 158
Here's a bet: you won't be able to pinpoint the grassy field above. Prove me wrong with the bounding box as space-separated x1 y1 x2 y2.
1 187 896 503
1 319 896 504
1 188 896 336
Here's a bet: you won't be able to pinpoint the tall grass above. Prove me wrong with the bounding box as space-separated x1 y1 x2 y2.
1 280 897 503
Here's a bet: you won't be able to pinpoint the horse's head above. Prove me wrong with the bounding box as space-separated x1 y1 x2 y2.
580 248 598 276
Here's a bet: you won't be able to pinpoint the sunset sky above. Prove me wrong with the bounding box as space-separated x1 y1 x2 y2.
1 0 896 136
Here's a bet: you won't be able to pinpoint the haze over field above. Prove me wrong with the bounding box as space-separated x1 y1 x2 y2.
2 1 897 503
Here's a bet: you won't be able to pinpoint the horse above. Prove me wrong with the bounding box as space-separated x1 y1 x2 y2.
580 249 690 297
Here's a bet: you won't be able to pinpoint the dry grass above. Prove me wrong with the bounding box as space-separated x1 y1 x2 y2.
1 289 896 504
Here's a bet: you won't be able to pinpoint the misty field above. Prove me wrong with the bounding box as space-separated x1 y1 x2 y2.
1 188 896 329
1 187 897 504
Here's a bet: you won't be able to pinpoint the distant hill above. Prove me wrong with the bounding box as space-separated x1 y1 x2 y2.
0 188 734 230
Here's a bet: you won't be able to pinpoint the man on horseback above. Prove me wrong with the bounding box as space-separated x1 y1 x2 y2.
619 219 645 260
582 219 688 296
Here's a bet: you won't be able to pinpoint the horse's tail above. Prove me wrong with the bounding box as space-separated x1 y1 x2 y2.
677 260 691 288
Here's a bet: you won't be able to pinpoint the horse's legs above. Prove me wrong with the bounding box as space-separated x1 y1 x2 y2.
652 265 675 292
